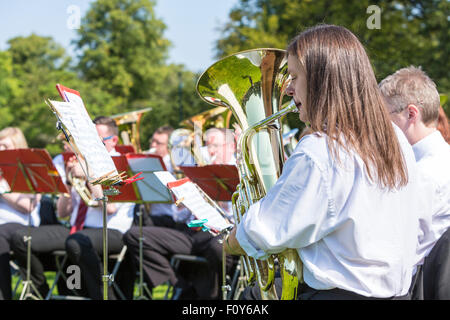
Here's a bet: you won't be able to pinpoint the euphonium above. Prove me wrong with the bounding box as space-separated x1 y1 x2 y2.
197 48 303 300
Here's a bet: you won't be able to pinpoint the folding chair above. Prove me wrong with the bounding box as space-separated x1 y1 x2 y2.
108 245 128 300
163 254 208 300
45 246 128 300
45 250 87 300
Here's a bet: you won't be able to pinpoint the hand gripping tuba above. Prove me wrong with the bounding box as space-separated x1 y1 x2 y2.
197 48 303 300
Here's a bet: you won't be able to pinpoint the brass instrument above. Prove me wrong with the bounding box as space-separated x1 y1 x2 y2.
110 107 152 153
67 171 98 206
168 105 233 168
197 48 303 300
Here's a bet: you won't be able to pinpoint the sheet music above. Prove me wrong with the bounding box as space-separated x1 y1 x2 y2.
156 178 231 233
172 181 232 232
154 171 177 186
48 99 118 181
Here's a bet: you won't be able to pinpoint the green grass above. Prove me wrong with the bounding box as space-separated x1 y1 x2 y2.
11 271 169 300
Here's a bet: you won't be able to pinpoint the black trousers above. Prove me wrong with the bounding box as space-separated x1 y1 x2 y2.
0 223 26 300
65 227 131 300
10 224 70 298
123 215 230 299
240 277 411 300
422 227 450 299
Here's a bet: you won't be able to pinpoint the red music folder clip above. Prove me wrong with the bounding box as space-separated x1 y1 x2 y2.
0 148 69 195
179 164 239 201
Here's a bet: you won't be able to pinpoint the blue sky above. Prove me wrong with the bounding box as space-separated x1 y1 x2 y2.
0 0 239 73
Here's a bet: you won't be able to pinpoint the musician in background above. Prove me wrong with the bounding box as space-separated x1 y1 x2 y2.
225 24 426 300
63 116 135 299
379 66 450 299
142 125 191 226
123 126 237 299
205 128 236 166
12 116 134 300
0 127 41 300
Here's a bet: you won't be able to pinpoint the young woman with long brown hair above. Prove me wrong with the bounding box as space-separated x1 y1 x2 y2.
224 24 426 300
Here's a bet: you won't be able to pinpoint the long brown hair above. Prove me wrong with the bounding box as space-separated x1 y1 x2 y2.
287 25 408 189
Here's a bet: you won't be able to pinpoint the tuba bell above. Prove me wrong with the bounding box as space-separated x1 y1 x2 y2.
110 107 152 153
197 48 303 300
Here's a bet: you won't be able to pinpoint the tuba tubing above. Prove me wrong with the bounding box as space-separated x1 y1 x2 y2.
197 48 303 300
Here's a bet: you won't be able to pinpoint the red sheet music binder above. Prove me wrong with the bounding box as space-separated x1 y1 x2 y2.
56 84 81 101
115 145 135 155
108 153 171 203
0 149 69 194
179 164 239 201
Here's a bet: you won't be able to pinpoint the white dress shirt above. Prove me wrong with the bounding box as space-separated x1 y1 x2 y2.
412 130 450 267
0 196 41 227
236 125 424 298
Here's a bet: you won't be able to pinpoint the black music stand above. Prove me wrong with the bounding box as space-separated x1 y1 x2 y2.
109 153 172 300
47 94 128 300
0 148 68 300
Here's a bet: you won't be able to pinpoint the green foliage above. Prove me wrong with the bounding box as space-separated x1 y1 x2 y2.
215 0 449 129
216 0 449 93
74 0 211 146
0 0 447 152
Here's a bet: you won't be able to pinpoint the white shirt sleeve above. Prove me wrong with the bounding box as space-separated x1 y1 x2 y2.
236 150 336 260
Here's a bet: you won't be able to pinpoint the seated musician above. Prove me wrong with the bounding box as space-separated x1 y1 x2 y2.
0 127 41 300
11 116 135 300
379 66 450 299
123 126 237 299
225 25 427 300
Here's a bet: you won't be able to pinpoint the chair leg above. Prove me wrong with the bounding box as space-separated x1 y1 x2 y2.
109 246 128 300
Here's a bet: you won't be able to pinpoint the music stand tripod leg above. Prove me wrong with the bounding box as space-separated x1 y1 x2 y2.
19 211 43 300
96 194 110 300
135 205 152 300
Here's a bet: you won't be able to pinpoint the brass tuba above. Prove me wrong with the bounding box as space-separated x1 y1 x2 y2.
110 107 152 153
197 48 303 300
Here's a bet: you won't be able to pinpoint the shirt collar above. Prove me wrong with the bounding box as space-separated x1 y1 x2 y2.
412 130 445 161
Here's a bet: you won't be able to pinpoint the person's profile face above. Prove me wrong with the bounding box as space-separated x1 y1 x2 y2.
150 133 169 158
286 54 308 123
0 137 15 151
96 124 118 152
386 99 410 133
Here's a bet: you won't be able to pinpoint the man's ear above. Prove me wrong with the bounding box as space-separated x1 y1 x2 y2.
406 104 420 122
112 135 119 146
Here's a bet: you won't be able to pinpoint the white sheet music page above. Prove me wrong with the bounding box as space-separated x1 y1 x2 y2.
154 171 232 232
48 99 118 181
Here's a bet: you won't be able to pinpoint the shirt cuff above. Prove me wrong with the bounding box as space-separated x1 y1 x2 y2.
235 202 271 260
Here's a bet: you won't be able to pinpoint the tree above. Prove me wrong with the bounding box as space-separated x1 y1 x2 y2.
3 34 117 154
216 0 449 93
74 0 214 144
215 0 450 125
75 0 170 101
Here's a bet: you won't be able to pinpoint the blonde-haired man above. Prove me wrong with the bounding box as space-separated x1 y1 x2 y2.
379 66 450 299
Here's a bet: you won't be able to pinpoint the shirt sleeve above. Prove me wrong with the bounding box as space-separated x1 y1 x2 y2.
236 150 337 260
